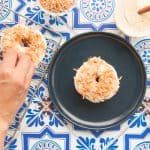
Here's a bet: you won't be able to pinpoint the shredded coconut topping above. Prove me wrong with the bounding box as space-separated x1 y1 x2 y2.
74 57 120 103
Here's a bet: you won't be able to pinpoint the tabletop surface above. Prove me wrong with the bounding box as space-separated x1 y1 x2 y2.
0 0 150 150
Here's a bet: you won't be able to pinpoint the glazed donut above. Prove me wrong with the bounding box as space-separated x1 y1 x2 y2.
1 24 46 64
74 57 120 103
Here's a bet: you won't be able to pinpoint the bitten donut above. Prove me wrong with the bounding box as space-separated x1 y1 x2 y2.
74 57 120 103
1 24 46 64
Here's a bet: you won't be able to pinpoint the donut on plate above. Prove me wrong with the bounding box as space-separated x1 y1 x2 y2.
74 57 120 103
1 24 46 64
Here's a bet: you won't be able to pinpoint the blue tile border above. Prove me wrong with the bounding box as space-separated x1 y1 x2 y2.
125 128 150 150
22 126 70 150
0 0 26 28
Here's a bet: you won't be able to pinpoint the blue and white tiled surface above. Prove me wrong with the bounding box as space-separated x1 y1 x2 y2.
0 0 150 149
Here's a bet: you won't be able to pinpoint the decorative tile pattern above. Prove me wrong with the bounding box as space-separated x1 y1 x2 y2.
80 0 115 22
0 0 12 21
22 127 70 150
128 113 147 128
135 39 150 88
0 0 149 149
4 136 17 150
72 8 117 31
76 136 118 150
31 140 62 150
74 124 120 138
125 128 150 150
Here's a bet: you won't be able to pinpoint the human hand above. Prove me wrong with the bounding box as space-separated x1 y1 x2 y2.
0 49 35 131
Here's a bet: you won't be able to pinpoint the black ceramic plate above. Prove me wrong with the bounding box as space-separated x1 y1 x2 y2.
48 32 146 129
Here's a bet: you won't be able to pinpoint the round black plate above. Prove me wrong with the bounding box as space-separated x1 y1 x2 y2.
48 32 146 129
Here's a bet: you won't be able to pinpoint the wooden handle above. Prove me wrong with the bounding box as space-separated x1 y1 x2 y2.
138 6 150 14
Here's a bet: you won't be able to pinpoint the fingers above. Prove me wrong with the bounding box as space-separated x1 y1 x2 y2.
1 49 18 68
14 54 31 82
14 53 35 91
0 50 18 81
25 63 35 89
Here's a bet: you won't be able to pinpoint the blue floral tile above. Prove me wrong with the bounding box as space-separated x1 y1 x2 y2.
0 0 12 21
128 113 147 128
80 0 115 22
76 136 96 149
31 140 62 150
125 128 150 150
42 39 58 65
22 127 70 150
100 137 118 150
72 8 116 31
74 135 119 150
0 0 25 26
24 77 68 130
36 38 58 73
49 14 68 26
24 0 69 26
4 136 17 150
134 39 150 88
25 6 45 25
72 0 116 31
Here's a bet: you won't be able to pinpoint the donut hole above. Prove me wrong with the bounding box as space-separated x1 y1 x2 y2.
96 76 100 82
21 38 30 47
